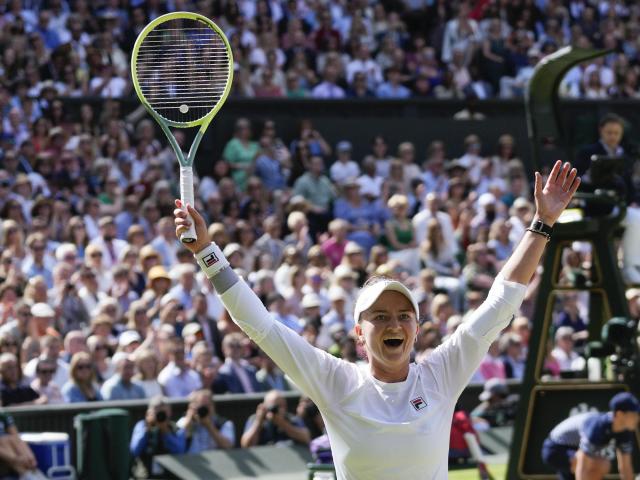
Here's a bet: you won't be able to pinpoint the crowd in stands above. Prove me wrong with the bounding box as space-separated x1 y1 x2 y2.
1 0 640 101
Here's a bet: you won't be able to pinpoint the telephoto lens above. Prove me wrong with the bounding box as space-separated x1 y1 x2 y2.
155 411 168 422
197 406 209 418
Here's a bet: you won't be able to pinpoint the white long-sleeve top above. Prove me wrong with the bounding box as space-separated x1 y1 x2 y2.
215 269 526 479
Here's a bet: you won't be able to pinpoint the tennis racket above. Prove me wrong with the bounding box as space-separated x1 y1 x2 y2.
131 11 233 244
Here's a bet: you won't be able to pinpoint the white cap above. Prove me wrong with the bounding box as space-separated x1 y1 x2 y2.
328 286 346 302
31 302 55 318
334 265 356 280
353 279 418 323
478 192 496 207
301 293 322 309
182 322 203 338
223 243 243 257
118 330 142 347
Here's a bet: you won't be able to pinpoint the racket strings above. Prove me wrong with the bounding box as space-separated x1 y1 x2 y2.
135 17 231 124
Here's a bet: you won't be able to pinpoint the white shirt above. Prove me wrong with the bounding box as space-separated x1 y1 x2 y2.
24 357 70 389
157 362 202 398
330 160 360 185
218 272 526 479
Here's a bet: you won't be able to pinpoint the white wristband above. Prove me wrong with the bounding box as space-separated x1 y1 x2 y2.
194 243 229 278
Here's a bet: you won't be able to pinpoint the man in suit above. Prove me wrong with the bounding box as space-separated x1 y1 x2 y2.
575 113 627 187
186 292 223 362
575 113 640 283
213 333 262 394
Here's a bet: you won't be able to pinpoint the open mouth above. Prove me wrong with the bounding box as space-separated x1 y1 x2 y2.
383 339 404 348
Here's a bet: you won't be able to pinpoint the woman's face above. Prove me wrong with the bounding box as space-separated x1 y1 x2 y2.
355 291 418 377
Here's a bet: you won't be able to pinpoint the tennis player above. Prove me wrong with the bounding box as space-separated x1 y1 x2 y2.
174 160 580 479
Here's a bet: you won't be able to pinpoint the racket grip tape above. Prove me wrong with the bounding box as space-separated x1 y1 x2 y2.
179 166 197 244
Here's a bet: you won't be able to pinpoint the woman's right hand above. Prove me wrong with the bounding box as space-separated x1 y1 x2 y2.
174 199 210 254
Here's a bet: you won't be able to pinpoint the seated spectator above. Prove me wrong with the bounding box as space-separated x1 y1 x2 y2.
29 358 64 404
133 348 163 399
376 66 412 98
500 333 525 380
28 302 59 341
87 334 115 385
554 293 589 346
177 389 235 453
23 334 69 389
471 378 519 430
0 353 42 406
61 352 102 402
551 326 586 374
255 349 292 392
241 390 311 447
130 395 185 478
329 141 360 186
190 341 221 391
477 340 506 382
100 352 146 401
157 337 201 398
0 410 45 479
383 194 420 274
267 292 303 334
213 333 261 394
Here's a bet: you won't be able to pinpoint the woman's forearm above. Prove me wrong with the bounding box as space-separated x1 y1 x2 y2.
499 229 548 285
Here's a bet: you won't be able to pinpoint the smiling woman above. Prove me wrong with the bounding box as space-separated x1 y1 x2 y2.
175 161 580 479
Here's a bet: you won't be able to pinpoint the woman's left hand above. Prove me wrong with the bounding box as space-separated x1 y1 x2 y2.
534 160 581 226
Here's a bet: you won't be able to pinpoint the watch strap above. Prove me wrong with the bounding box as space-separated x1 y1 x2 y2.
527 219 553 240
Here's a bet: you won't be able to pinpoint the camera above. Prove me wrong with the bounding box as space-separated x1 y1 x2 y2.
196 406 209 418
155 410 168 423
585 317 639 383
267 405 279 415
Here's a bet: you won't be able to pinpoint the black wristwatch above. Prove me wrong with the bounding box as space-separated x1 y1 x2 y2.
527 218 553 240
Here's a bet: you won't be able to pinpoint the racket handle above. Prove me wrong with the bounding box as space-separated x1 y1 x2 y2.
179 166 197 244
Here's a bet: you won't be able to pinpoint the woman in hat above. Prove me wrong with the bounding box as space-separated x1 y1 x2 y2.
175 161 580 478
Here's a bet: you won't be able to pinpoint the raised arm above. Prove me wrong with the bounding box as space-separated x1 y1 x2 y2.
174 201 358 409
501 161 580 285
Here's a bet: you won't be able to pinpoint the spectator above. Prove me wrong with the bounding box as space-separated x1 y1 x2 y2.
471 378 518 429
311 64 345 98
256 349 292 392
23 334 69 389
100 352 146 401
500 333 525 380
551 326 586 374
61 352 102 402
222 118 259 192
292 156 336 236
157 337 201 398
133 348 163 399
376 67 411 98
186 292 223 361
130 396 185 479
241 389 311 447
213 333 261 394
329 141 360 186
177 389 235 453
0 353 42 406
87 334 114 384
383 194 420 274
30 358 64 404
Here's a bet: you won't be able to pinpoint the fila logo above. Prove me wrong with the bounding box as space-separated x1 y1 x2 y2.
203 252 219 267
410 396 427 411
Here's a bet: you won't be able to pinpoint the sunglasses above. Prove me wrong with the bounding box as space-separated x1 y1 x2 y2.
76 364 92 370
1 342 17 347
37 369 55 375
95 345 109 351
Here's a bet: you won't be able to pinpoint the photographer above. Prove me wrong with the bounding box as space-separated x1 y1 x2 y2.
241 390 310 447
177 389 235 453
130 395 185 479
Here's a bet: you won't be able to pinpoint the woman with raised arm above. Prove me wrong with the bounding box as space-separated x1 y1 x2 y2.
174 161 580 479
